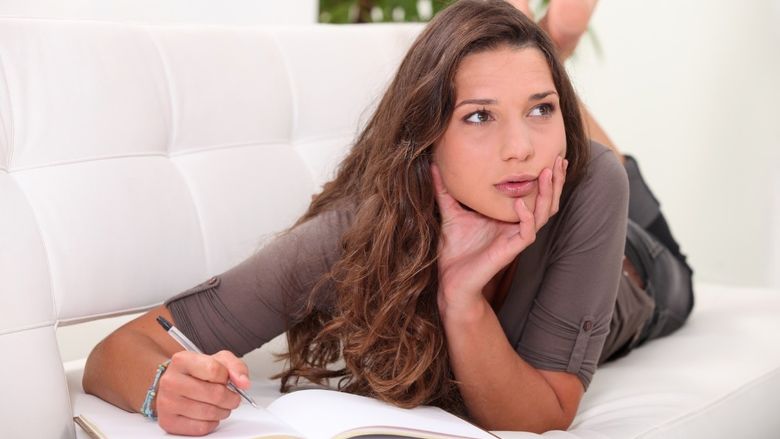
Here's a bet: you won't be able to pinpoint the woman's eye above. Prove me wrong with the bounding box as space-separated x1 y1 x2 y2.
464 110 492 125
529 103 555 117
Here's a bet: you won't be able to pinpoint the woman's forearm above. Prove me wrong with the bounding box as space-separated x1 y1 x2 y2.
440 298 570 432
82 305 182 413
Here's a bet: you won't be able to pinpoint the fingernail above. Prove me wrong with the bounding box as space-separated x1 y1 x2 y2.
240 374 249 382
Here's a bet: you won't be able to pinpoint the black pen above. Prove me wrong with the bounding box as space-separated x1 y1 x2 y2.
156 316 258 408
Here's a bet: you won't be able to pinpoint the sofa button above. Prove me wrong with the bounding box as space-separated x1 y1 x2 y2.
582 320 593 331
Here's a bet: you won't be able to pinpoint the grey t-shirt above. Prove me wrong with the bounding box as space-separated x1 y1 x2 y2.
167 141 652 391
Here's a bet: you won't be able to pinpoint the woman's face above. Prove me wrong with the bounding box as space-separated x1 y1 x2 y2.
433 45 566 222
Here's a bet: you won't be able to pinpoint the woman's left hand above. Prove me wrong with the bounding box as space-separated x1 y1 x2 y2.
432 157 567 316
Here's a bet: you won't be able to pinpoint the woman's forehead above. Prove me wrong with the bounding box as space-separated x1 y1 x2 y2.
454 46 555 99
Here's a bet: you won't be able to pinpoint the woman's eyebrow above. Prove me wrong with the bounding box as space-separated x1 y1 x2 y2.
530 91 558 101
454 98 497 109
455 91 558 109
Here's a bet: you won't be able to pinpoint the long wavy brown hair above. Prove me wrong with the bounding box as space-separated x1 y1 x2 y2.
274 0 590 417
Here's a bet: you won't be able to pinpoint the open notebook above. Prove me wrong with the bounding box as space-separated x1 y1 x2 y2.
74 388 498 439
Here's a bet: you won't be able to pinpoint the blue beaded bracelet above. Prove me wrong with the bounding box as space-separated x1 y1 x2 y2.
140 359 172 420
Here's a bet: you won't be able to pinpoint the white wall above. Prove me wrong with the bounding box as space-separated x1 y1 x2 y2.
0 0 318 25
567 0 780 289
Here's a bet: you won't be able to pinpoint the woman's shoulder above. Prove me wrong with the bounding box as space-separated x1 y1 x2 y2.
293 204 356 237
570 140 629 206
555 140 629 231
248 204 355 288
585 141 628 187
271 204 356 261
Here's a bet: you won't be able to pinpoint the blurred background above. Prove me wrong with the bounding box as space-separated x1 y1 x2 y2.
319 0 447 23
567 1 780 291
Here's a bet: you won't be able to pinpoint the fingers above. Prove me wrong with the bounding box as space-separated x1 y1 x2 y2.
505 197 536 255
551 157 568 215
533 165 554 230
158 415 219 437
172 350 248 386
430 162 463 219
163 393 232 422
213 350 251 390
533 156 567 231
171 350 229 384
501 154 567 257
160 363 241 410
157 350 248 435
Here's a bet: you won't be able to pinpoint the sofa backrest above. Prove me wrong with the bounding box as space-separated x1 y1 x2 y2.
0 18 422 438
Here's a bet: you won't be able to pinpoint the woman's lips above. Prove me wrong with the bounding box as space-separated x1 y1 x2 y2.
494 179 537 197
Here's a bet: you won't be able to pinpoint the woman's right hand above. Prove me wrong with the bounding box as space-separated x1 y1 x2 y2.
156 350 251 436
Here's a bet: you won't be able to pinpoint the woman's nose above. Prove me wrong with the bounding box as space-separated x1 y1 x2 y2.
500 119 534 162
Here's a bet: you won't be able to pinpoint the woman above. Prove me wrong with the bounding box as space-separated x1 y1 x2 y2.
83 0 693 435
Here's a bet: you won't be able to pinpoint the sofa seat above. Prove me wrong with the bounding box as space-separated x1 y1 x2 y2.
65 282 780 438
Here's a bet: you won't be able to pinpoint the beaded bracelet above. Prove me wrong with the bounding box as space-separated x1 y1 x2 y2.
140 359 172 420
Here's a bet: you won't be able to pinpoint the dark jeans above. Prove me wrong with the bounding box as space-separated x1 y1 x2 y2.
623 156 695 348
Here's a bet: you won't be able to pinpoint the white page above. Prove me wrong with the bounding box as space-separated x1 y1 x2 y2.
74 392 303 438
267 389 495 439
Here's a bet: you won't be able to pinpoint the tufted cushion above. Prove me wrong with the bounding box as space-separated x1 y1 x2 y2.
0 18 422 438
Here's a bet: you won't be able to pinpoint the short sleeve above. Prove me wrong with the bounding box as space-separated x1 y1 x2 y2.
165 208 353 357
515 144 629 390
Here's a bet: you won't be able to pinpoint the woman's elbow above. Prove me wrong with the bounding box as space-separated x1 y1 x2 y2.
478 408 574 433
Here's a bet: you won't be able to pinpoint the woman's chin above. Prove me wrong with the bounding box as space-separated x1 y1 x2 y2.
463 197 536 223
498 213 521 223
476 206 523 223
480 198 533 223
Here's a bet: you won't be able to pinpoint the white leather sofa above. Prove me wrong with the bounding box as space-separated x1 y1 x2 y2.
1 16 779 439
